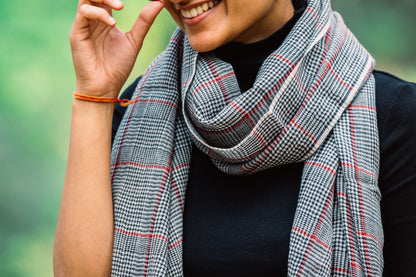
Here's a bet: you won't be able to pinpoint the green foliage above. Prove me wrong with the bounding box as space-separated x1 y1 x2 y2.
0 0 414 276
332 0 416 79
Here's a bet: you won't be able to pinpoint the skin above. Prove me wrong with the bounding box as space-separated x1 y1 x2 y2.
53 0 293 276
164 0 295 52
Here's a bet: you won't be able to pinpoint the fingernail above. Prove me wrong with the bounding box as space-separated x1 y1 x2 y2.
109 16 116 25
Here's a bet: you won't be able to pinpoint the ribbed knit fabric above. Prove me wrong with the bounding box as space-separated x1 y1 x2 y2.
110 0 383 275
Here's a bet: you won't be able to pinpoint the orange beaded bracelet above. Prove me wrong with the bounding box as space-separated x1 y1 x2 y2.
73 91 134 107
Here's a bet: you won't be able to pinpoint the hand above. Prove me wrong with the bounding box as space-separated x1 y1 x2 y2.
70 0 164 97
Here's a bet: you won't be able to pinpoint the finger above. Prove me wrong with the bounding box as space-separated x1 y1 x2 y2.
127 0 164 49
78 0 124 11
77 4 117 27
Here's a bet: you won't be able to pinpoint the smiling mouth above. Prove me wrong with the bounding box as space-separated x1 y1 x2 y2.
180 1 220 19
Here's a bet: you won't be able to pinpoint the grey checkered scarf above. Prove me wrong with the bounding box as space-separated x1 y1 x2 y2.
111 0 383 275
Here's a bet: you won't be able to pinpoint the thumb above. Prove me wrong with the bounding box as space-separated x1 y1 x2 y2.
128 0 165 49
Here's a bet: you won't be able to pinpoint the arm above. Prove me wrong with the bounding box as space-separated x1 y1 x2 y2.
53 1 164 276
54 100 115 276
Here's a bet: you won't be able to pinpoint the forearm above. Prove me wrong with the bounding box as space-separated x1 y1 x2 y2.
54 100 115 276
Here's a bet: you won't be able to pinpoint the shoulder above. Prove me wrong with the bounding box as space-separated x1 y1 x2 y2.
374 69 416 188
374 70 416 143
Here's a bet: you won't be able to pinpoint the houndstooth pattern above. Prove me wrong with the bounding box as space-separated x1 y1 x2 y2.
110 0 383 275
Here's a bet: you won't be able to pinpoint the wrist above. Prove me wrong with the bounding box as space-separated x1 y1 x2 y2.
70 99 115 149
72 98 116 117
75 82 122 99
73 91 133 107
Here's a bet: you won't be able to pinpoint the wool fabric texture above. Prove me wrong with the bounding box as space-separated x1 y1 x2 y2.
110 0 383 275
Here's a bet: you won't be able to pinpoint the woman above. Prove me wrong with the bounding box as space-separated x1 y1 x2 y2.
54 0 416 276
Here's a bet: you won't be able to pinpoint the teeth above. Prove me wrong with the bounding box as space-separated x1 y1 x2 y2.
180 1 219 19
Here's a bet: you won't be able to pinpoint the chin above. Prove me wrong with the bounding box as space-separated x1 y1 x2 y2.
186 32 229 53
189 41 217 53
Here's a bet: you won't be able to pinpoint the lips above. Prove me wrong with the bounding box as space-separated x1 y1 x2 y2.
180 1 219 19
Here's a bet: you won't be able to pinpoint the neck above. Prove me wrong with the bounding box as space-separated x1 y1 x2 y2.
213 0 307 91
234 0 295 44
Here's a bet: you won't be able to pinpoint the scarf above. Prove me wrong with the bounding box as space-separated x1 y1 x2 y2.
111 0 383 275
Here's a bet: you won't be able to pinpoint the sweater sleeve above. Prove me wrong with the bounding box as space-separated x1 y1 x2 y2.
111 77 142 144
375 71 416 276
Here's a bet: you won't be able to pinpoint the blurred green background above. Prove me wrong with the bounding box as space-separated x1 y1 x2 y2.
0 0 414 276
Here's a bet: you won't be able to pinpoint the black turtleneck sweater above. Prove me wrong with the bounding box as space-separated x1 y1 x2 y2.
112 1 416 276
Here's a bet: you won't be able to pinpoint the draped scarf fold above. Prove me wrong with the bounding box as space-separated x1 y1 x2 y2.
111 0 383 275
